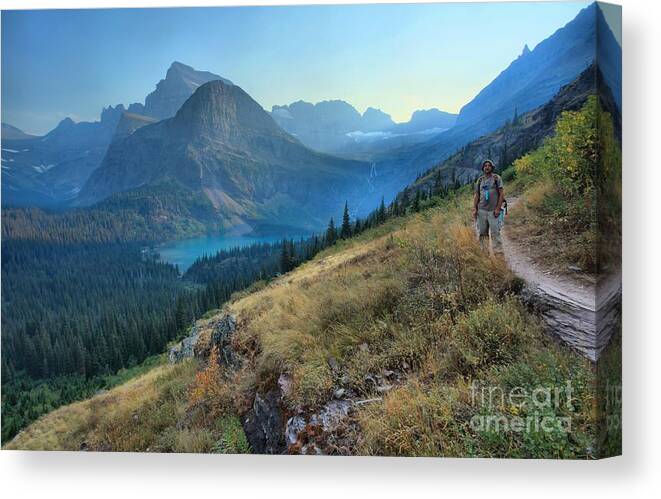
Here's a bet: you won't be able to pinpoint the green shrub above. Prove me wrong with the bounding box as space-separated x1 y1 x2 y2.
500 165 517 182
212 416 251 454
451 299 534 369
289 353 334 408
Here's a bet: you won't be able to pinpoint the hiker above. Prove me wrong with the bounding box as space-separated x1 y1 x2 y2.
472 159 505 255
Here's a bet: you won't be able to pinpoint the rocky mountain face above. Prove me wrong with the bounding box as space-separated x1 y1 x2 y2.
360 107 396 132
78 80 371 231
454 3 599 134
2 62 228 207
109 113 159 146
596 3 622 111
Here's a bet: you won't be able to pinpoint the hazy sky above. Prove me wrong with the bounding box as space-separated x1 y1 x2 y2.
2 2 593 135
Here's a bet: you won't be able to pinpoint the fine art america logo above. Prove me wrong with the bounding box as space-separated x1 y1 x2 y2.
469 380 576 434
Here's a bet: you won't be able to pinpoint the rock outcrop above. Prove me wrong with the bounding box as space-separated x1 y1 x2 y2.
168 325 201 363
242 390 287 454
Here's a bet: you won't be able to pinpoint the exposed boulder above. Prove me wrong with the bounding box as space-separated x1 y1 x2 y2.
210 313 240 368
242 390 286 454
285 399 354 455
168 325 200 363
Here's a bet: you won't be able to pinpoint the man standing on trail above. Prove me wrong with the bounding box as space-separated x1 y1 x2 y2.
472 159 505 255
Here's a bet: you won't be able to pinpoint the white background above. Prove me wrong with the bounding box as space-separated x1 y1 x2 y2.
1 0 658 497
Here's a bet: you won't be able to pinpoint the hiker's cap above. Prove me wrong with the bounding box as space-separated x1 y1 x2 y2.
482 159 495 171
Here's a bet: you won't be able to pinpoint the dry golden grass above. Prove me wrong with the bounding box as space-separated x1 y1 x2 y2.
5 362 197 451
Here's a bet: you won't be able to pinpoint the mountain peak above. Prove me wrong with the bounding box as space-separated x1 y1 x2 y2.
521 44 531 56
169 61 192 71
171 80 285 140
128 62 233 120
57 117 76 128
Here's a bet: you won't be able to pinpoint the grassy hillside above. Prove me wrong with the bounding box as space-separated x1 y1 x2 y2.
6 187 598 457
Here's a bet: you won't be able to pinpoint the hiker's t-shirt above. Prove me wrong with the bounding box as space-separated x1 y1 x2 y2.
475 174 503 211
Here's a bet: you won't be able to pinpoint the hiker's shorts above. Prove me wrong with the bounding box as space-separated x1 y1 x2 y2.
477 209 503 254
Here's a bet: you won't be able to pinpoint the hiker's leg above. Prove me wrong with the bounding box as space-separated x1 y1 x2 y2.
488 211 503 255
477 210 490 251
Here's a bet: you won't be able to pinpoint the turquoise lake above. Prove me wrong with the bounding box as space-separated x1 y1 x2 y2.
158 233 297 272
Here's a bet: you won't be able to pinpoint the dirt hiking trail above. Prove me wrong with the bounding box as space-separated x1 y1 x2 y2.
501 197 621 361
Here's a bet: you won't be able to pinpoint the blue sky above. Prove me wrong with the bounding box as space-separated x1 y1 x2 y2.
2 2 594 135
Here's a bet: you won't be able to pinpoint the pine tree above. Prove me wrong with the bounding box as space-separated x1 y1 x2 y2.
325 217 337 246
340 201 352 239
434 169 443 194
377 197 386 223
400 191 409 214
288 239 296 268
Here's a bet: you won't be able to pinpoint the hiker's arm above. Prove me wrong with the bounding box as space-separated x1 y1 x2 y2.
494 187 504 215
472 190 479 220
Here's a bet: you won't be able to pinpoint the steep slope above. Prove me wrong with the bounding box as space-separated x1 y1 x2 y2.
454 3 601 133
78 80 371 231
6 68 621 457
401 63 619 196
109 112 159 145
2 62 228 207
369 2 620 202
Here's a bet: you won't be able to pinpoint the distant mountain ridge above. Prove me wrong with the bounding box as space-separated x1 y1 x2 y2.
394 108 457 134
271 99 457 155
1 123 36 141
270 99 390 152
78 80 371 231
2 62 229 207
454 3 597 133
